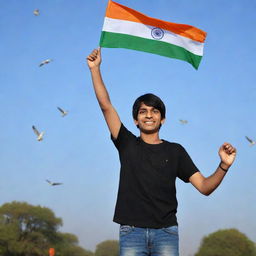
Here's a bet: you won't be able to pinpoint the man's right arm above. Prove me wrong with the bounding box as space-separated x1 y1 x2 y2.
87 48 121 139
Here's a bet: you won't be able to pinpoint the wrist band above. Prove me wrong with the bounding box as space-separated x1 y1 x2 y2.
219 163 228 172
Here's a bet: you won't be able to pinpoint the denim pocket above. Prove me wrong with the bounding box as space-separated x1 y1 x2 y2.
120 225 134 236
162 225 178 235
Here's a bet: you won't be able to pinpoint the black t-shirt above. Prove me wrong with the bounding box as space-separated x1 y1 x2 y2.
111 124 199 228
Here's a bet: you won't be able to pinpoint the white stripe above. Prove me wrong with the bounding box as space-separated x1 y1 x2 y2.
102 17 204 56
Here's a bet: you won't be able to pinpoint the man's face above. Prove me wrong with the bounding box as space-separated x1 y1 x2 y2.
134 103 165 134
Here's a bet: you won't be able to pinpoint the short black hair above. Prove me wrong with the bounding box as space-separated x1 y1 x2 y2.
132 93 166 120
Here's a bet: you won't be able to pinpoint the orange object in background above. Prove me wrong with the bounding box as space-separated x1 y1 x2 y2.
49 248 55 256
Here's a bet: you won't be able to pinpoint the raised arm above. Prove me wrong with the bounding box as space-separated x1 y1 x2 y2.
189 142 237 196
87 48 121 139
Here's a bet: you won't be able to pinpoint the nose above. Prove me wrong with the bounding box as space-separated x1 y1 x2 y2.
145 111 152 118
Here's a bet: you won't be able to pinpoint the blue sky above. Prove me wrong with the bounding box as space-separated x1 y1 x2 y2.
0 1 255 255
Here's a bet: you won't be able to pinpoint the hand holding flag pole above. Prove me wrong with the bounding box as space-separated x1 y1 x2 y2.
87 47 102 70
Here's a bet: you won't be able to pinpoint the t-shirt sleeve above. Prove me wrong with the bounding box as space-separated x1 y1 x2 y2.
177 145 200 183
111 123 135 151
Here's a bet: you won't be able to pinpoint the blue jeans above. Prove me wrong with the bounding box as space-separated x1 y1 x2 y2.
119 225 179 256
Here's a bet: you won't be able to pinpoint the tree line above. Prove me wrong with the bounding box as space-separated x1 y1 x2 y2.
0 201 118 256
0 201 255 256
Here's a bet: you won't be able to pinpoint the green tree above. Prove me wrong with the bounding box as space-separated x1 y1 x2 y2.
95 240 119 256
195 228 256 256
0 201 62 256
0 201 93 256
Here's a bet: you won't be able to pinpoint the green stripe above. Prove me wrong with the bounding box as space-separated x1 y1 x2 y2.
100 31 202 69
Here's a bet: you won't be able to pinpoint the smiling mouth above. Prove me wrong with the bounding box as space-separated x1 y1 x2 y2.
144 121 155 125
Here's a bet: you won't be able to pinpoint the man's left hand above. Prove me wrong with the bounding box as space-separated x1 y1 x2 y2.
219 142 237 169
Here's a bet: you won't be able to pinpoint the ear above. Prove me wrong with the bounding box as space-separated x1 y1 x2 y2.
134 119 138 126
161 118 166 125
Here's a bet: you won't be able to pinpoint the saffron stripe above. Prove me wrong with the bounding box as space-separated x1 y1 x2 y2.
105 0 207 43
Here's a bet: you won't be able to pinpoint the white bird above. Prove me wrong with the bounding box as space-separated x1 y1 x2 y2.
39 59 53 67
57 107 68 117
245 136 255 146
179 119 188 125
32 125 44 141
46 179 63 186
33 9 39 16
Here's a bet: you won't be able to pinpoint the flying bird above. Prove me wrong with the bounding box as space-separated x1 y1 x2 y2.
46 180 63 186
33 9 39 16
245 136 255 146
179 119 188 125
57 107 68 117
39 59 53 67
32 125 44 141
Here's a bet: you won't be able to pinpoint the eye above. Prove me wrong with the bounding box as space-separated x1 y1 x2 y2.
153 109 159 114
139 110 146 114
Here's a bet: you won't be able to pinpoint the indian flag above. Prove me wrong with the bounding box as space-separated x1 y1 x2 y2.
100 1 207 69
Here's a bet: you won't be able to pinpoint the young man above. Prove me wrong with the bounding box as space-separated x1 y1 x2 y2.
87 48 236 256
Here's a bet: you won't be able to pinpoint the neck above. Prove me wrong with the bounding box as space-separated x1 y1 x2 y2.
140 132 162 144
